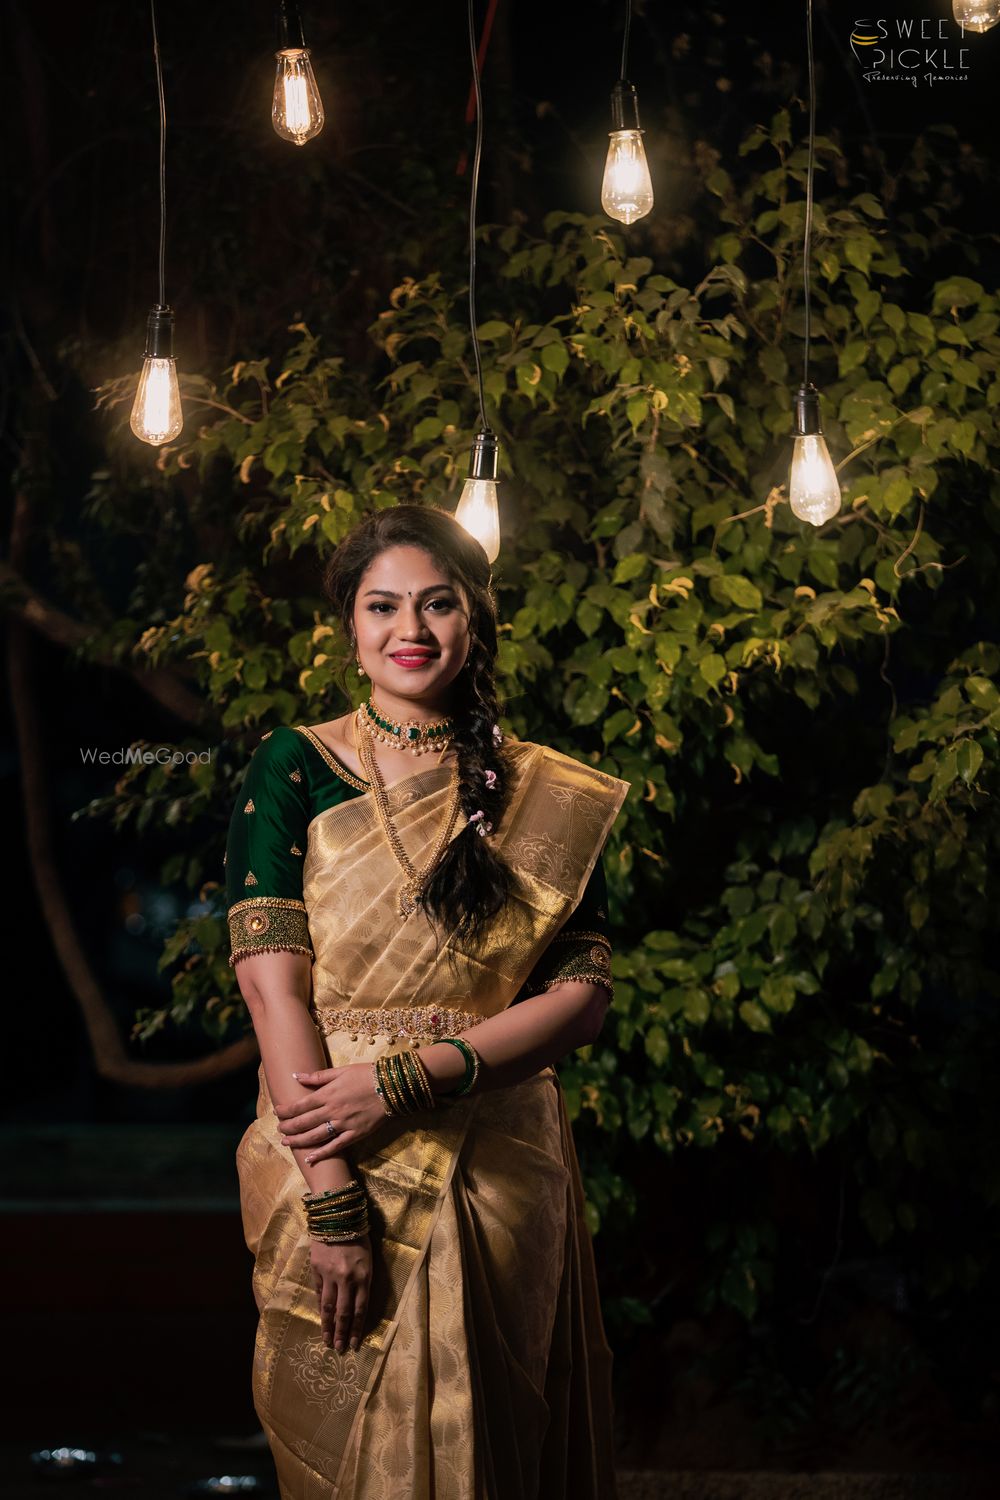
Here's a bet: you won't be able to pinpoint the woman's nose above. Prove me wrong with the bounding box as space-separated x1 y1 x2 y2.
397 607 432 639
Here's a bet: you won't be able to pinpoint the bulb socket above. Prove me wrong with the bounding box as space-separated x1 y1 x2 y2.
467 429 499 483
143 305 175 360
794 383 823 437
276 0 306 51
610 80 642 132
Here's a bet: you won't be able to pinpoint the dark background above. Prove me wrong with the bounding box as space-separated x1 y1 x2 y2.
2 0 998 1479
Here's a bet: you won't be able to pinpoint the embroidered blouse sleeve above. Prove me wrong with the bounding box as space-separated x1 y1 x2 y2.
523 853 614 997
224 729 313 968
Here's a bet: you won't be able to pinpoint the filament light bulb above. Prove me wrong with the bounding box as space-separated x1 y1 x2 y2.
273 49 324 144
602 130 654 225
953 0 1000 32
130 306 182 447
455 431 501 562
601 80 653 226
788 385 840 527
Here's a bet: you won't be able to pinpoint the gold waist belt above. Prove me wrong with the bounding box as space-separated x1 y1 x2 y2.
310 1003 480 1045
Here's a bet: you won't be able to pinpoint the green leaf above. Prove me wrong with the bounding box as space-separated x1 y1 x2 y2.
717 575 762 610
413 416 443 444
613 554 647 584
957 740 983 784
683 990 711 1026
571 681 610 725
739 1000 772 1033
540 342 569 375
576 600 603 637
626 394 648 432
699 654 727 687
883 475 913 517
644 1025 670 1067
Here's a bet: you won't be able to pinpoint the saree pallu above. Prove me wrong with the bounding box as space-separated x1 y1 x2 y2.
235 739 630 1499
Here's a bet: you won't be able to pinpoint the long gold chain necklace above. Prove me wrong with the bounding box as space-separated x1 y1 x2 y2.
355 707 463 918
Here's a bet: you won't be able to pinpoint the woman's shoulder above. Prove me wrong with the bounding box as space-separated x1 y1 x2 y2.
243 724 308 775
249 723 300 755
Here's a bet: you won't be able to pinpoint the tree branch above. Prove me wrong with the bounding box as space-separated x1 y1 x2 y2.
7 489 256 1090
0 558 207 726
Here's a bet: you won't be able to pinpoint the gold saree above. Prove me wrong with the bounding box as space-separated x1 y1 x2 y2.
234 738 630 1499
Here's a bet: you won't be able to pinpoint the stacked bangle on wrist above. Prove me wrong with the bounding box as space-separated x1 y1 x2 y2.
302 1180 369 1243
434 1037 482 1099
372 1049 436 1117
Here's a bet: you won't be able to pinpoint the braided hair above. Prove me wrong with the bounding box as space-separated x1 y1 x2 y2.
322 504 516 945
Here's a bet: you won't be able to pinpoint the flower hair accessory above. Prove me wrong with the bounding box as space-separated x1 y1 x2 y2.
491 724 504 746
484 768 497 790
468 809 494 837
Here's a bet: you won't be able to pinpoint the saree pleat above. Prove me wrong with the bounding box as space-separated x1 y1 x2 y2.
235 738 629 1498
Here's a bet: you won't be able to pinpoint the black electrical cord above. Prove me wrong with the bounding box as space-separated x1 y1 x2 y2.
803 0 816 389
467 0 488 433
151 0 167 309
620 0 632 83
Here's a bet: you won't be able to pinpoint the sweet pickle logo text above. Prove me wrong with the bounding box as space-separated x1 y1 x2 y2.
850 16 971 85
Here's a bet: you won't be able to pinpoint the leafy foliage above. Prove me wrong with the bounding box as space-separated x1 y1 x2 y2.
88 111 1000 1329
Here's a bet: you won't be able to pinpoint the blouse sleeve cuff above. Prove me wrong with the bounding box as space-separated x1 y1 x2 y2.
227 897 313 968
528 930 614 997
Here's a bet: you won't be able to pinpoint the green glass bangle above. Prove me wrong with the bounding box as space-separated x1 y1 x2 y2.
435 1037 481 1098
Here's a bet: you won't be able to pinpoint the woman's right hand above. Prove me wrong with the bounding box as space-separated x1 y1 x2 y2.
310 1236 372 1353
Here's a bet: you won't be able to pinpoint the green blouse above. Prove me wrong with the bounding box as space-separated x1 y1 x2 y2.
224 726 614 995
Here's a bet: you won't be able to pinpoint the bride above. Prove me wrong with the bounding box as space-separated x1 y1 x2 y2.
225 502 629 1498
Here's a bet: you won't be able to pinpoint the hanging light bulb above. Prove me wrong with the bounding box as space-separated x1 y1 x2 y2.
130 306 182 446
129 1 183 448
455 431 501 562
783 3 840 527
601 81 654 225
454 0 502 561
953 0 1000 30
789 384 841 526
272 2 324 144
600 1 653 225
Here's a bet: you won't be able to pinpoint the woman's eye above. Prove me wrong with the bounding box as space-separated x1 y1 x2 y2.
366 597 454 614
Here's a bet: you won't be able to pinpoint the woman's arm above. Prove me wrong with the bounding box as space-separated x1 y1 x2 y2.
282 978 610 1160
235 950 358 1191
422 977 609 1095
283 856 615 1153
236 950 370 1353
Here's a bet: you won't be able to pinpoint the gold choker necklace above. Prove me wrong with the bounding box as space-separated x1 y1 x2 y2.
361 696 454 755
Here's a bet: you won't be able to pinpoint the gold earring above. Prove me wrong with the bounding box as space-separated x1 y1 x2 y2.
356 655 366 678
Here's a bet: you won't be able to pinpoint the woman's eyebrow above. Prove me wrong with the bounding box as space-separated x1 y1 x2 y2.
362 585 457 599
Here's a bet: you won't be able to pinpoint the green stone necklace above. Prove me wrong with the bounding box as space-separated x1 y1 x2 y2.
361 696 454 754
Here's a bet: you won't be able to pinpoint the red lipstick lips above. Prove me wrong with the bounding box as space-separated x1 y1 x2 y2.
389 650 438 669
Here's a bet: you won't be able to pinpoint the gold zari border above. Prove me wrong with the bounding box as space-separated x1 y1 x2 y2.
228 896 312 968
294 725 369 790
549 929 611 949
310 1003 480 1045
532 931 614 997
538 971 614 995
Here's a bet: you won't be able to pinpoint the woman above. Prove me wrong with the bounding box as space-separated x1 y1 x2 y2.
225 504 630 1499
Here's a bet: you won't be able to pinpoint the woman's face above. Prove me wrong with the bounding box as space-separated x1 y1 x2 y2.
352 545 472 705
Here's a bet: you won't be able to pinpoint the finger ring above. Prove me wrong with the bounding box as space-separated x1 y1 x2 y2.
325 1120 336 1139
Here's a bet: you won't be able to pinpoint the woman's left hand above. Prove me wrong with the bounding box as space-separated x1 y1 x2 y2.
276 1063 387 1162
